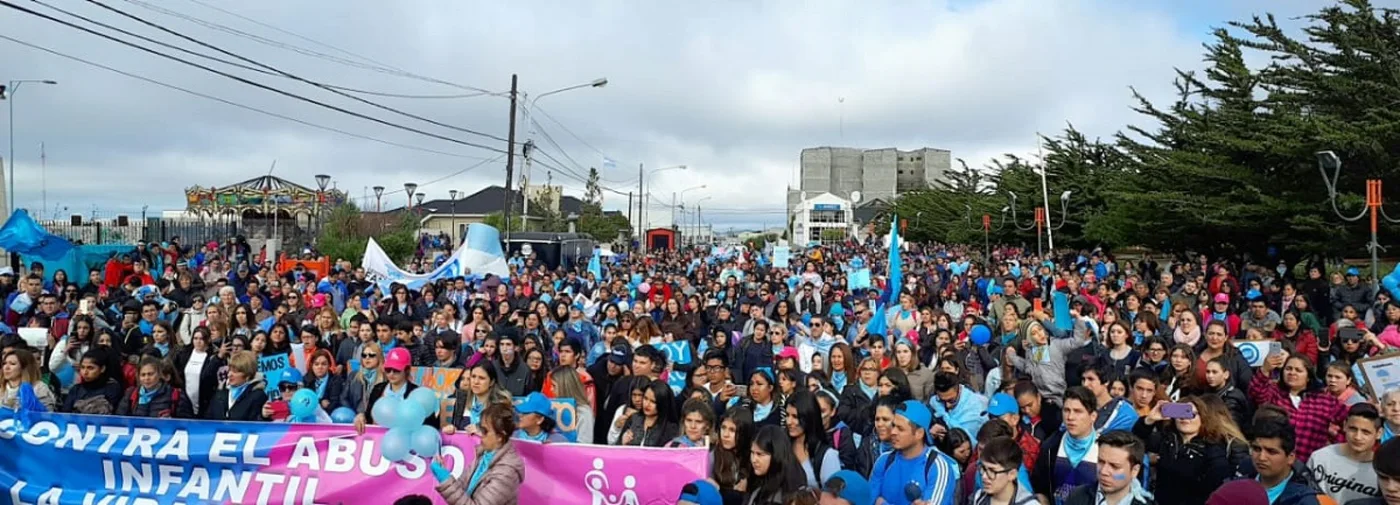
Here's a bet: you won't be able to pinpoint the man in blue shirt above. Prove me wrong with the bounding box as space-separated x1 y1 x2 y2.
1245 418 1325 505
870 400 959 505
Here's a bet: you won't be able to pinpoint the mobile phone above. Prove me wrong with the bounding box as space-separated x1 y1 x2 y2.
269 400 290 419
1033 298 1044 313
1161 402 1196 420
78 299 92 315
734 385 749 398
1338 327 1365 343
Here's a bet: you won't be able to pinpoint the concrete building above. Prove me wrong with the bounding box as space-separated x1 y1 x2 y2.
787 146 950 242
791 192 854 246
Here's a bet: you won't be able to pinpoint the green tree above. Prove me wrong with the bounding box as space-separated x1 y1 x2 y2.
316 204 418 266
482 212 527 232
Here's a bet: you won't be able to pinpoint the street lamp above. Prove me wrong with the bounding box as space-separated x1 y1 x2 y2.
965 204 1010 261
674 185 706 228
415 193 425 208
520 77 609 219
1317 150 1399 283
404 182 418 209
1007 191 1071 258
2 79 58 213
373 186 384 212
314 174 330 235
449 189 459 244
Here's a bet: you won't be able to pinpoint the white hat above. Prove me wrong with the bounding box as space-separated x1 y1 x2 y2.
0 267 14 277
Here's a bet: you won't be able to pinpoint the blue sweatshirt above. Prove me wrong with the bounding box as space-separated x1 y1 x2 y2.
870 446 960 505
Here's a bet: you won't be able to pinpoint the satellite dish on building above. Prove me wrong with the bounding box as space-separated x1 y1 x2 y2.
850 190 862 203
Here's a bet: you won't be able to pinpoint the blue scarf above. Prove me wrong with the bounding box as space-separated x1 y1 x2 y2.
315 376 328 399
1212 312 1228 322
228 382 249 403
469 397 485 425
1384 423 1396 444
137 386 159 405
858 380 877 400
753 401 774 423
362 369 378 385
154 342 170 356
670 435 701 447
831 371 848 392
466 449 496 495
381 339 398 354
1001 332 1018 346
514 429 548 442
1064 430 1098 467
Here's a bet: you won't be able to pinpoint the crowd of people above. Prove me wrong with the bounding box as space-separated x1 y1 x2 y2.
1 233 1399 505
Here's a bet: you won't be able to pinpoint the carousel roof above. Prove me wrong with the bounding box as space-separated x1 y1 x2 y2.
218 175 316 194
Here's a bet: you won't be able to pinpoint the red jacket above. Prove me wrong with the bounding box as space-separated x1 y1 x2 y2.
1270 328 1320 365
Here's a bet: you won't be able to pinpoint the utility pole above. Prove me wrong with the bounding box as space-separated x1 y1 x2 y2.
502 74 518 240
39 142 46 220
637 163 644 250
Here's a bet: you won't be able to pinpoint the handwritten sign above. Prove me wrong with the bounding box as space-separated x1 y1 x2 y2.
258 353 291 401
512 396 579 442
410 366 464 419
772 246 791 269
657 341 693 366
667 370 688 395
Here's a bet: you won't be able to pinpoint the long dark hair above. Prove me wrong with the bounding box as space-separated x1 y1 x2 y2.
646 380 679 425
878 367 912 403
785 390 831 462
712 407 755 490
749 425 805 502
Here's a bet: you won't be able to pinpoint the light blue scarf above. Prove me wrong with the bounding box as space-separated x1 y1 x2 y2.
858 380 877 400
466 449 496 495
362 369 378 385
137 386 159 405
228 382 249 403
154 342 170 356
831 371 848 392
1064 430 1098 467
315 376 328 399
753 401 774 423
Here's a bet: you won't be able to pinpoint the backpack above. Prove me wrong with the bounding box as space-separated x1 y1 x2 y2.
129 387 181 417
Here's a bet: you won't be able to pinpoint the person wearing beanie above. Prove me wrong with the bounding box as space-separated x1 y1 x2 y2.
821 470 874 505
1206 481 1270 505
870 399 958 505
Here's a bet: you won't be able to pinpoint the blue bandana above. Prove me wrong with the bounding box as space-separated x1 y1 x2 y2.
228 382 249 403
362 369 378 384
514 429 548 442
831 371 848 392
137 386 159 405
1064 430 1098 467
858 380 877 400
154 342 170 356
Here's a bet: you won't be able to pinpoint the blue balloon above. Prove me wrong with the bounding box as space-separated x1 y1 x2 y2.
330 407 357 424
410 424 442 456
392 400 428 430
371 396 402 428
407 387 439 416
380 428 412 462
289 389 320 422
969 325 992 346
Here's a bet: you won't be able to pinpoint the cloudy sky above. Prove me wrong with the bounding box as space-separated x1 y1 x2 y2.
0 0 1373 230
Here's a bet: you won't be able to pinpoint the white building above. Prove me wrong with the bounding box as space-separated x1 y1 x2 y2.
791 192 854 246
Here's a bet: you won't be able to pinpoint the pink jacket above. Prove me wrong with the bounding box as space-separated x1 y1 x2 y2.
436 440 525 505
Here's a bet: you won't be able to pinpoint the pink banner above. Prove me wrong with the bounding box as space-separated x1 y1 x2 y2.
264 425 709 505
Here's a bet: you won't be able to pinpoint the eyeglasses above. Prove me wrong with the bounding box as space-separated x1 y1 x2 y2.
386 368 405 374
706 364 726 372
361 353 379 359
979 463 1016 478
860 366 878 372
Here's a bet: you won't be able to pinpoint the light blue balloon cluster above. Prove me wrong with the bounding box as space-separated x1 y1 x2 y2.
288 389 321 423
1383 264 1400 300
376 388 444 463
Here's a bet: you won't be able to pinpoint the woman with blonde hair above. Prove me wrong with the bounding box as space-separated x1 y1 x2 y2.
547 366 596 444
340 340 385 414
1 348 56 411
891 338 933 402
1133 394 1246 505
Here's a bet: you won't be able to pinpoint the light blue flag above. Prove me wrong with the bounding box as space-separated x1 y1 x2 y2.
0 209 74 260
880 217 902 307
587 248 602 281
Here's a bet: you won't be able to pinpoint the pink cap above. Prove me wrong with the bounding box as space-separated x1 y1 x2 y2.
776 346 799 361
384 347 412 372
1214 293 1230 304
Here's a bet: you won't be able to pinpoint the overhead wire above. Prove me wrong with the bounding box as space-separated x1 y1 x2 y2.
348 154 507 204
531 105 637 184
69 0 509 143
0 33 497 162
0 0 508 155
171 0 501 95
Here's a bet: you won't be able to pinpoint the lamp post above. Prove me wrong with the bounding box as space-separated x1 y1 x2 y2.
1007 191 1071 258
520 77 608 219
314 174 330 236
373 186 384 212
966 204 1010 262
449 189 459 244
2 79 58 213
415 193 425 209
693 196 711 246
639 164 686 250
1317 151 1399 284
673 185 706 228
404 183 418 210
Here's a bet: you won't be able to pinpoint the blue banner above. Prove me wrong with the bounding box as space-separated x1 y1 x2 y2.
656 341 692 366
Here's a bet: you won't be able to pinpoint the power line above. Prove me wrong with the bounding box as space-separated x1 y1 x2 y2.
349 154 507 203
529 109 637 184
0 34 496 162
0 0 507 155
170 0 500 95
70 0 509 143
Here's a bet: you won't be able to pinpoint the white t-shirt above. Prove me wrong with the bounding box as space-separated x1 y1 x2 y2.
1307 444 1380 505
184 351 207 415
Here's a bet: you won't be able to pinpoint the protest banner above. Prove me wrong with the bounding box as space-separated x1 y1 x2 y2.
772 246 790 269
511 397 579 442
258 353 292 401
656 341 692 366
0 408 707 505
409 367 463 419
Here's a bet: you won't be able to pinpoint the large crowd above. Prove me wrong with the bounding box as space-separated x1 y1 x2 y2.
1 233 1398 505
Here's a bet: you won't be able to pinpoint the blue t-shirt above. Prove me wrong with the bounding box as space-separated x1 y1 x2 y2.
870 447 959 505
1261 473 1291 504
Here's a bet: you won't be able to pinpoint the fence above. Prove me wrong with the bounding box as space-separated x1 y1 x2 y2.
40 218 241 246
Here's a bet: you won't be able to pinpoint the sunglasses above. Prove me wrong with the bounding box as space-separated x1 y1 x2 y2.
361 353 379 359
279 384 299 393
385 368 405 374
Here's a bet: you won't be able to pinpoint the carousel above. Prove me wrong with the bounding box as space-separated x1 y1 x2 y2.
184 174 346 235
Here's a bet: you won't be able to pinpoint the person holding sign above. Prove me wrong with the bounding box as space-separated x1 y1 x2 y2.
356 347 438 434
205 351 268 421
515 392 568 443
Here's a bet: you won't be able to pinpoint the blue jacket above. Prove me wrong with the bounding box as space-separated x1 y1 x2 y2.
871 446 960 505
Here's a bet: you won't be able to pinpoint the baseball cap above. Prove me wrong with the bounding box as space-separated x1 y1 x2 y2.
383 347 412 372
278 368 303 386
1213 293 1230 304
988 392 1018 417
895 400 932 433
1347 267 1361 276
607 344 633 365
776 346 799 361
516 392 554 420
823 470 874 505
676 480 722 505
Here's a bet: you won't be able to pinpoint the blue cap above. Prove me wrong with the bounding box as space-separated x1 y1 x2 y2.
988 393 1018 417
1347 267 1361 276
825 470 874 505
896 400 932 432
278 368 303 385
677 480 722 505
517 392 554 420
